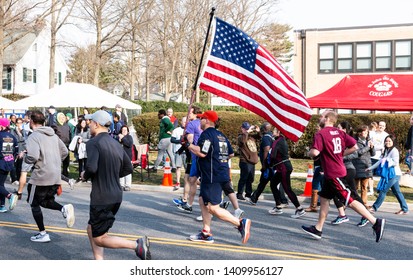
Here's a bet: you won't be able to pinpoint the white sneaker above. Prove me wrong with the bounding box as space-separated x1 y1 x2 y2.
31 232 51 243
68 179 76 190
196 214 213 221
12 181 19 186
268 207 283 215
62 204 75 228
291 208 306 219
234 208 245 219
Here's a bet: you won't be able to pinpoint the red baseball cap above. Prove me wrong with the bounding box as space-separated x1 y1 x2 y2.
196 110 218 122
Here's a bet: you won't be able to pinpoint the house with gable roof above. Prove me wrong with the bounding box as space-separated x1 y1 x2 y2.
2 28 70 96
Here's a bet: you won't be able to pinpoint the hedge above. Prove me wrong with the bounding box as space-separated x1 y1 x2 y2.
132 111 412 161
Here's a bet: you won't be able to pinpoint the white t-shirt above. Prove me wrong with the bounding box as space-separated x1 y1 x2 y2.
371 131 389 160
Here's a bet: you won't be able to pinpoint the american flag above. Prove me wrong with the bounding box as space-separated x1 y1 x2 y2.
199 17 312 142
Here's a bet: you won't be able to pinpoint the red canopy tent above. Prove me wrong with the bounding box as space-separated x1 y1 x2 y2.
307 74 413 110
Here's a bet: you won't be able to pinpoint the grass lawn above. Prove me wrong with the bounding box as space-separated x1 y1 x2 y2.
124 151 413 205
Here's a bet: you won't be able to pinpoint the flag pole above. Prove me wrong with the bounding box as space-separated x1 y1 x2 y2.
186 7 215 115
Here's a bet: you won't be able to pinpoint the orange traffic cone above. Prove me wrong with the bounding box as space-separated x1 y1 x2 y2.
301 164 313 197
161 157 173 187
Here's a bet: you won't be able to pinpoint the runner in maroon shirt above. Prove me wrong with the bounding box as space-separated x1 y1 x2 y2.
302 110 386 243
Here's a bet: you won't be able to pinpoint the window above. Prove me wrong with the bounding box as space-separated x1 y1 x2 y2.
395 40 411 70
318 39 413 74
319 45 334 73
375 41 391 71
2 67 11 90
33 69 37 83
23 67 27 82
337 44 353 72
58 72 62 85
356 43 372 72
23 67 33 82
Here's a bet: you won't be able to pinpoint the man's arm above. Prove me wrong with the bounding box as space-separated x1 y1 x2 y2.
343 144 358 156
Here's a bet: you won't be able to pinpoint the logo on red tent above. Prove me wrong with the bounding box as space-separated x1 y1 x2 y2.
368 75 398 97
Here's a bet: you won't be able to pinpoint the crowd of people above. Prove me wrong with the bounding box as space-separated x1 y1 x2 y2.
1 105 411 259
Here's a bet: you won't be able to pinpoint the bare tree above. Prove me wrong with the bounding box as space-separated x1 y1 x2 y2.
48 0 77 89
78 0 127 86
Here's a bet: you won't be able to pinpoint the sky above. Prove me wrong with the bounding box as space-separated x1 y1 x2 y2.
274 0 413 30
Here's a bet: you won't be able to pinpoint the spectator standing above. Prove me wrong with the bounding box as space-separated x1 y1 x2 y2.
150 109 176 171
74 119 91 181
167 108 178 128
353 125 375 207
171 116 187 189
302 110 385 243
0 118 19 213
81 110 150 260
367 134 409 215
66 113 76 137
24 110 74 242
114 104 128 125
9 114 17 131
369 121 389 194
236 121 259 200
55 112 72 177
118 125 133 191
186 111 251 244
45 105 58 127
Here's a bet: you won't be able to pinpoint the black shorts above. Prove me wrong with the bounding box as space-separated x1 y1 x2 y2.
88 203 121 238
221 181 235 196
27 184 59 207
318 177 355 206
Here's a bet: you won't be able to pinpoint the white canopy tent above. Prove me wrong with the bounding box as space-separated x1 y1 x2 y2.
0 96 21 110
13 82 142 110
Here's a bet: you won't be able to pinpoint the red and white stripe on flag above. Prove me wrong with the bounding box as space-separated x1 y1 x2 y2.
199 17 312 142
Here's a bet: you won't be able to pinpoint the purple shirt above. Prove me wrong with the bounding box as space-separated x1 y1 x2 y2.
185 119 202 145
312 126 357 179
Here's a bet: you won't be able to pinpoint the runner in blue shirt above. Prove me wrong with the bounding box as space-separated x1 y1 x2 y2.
185 110 251 244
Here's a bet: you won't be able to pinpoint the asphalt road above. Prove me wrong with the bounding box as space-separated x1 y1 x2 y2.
1 182 412 261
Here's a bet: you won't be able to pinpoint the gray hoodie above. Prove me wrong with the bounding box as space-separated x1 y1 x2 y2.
25 126 68 185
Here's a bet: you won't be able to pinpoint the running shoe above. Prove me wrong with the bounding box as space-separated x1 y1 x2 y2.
172 197 185 207
0 205 7 213
8 193 18 211
220 200 230 209
177 202 192 213
238 218 251 244
331 215 349 225
268 207 283 215
372 218 385 243
291 208 306 219
68 178 76 190
236 194 245 200
135 236 151 260
301 225 322 239
245 196 257 206
30 232 51 243
357 217 369 227
189 231 214 243
62 204 75 228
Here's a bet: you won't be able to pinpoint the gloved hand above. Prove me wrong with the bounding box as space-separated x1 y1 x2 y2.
180 135 190 148
13 190 22 200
